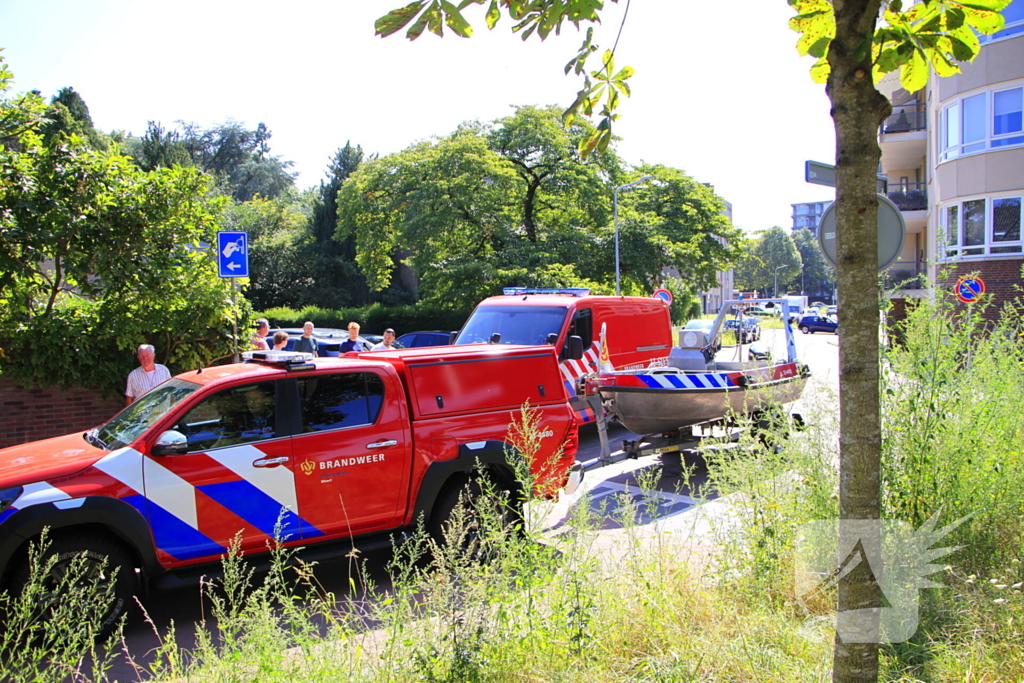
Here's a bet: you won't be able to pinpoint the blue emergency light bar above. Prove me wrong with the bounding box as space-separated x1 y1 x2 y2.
502 287 591 297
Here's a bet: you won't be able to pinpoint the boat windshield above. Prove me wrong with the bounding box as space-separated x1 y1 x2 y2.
454 305 569 346
90 378 201 450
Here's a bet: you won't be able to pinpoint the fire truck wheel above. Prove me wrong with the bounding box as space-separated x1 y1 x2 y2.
427 476 521 560
10 533 136 640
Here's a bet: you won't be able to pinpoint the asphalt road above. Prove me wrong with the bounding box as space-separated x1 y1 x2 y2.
98 327 840 680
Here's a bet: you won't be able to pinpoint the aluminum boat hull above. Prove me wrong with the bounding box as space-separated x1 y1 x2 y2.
597 361 808 435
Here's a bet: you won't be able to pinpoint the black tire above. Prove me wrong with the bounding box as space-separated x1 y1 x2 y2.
427 476 522 560
800 325 811 334
10 533 136 640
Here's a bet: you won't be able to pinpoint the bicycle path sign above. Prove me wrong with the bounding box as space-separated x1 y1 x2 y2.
955 276 985 304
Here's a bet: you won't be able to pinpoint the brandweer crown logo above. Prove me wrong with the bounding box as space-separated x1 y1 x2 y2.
300 459 316 476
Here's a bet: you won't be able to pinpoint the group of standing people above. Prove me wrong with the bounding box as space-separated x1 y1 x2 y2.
125 320 399 406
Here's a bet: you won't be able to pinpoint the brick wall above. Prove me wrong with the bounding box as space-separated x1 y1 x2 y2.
937 257 1024 322
0 377 123 449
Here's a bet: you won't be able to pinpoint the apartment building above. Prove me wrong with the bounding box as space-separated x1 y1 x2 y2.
791 200 831 236
877 0 1024 321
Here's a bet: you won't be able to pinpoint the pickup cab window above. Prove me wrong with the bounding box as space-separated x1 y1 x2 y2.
177 381 279 452
297 373 384 432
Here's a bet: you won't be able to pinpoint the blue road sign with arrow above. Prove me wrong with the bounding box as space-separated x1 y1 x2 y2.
217 231 249 278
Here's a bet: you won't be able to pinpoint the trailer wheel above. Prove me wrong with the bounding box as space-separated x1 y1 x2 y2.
9 533 136 640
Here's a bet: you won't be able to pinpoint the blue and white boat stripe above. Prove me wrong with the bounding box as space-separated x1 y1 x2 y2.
636 373 736 390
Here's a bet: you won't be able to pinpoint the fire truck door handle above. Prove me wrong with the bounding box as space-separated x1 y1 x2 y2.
253 456 289 468
366 440 398 449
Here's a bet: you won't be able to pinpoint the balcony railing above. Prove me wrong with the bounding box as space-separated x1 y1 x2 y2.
884 260 927 290
886 183 927 211
881 103 927 134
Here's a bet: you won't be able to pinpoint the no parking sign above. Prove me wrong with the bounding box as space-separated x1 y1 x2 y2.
652 288 673 305
955 276 985 304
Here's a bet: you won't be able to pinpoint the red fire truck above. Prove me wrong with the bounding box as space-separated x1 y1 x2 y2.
0 345 578 635
453 288 674 422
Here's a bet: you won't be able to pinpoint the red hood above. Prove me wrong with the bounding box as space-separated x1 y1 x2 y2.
0 432 108 487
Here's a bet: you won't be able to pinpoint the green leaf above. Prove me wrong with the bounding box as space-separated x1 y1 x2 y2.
441 0 474 36
485 0 500 29
810 56 830 84
957 4 1006 33
375 2 427 38
900 48 930 91
808 36 831 58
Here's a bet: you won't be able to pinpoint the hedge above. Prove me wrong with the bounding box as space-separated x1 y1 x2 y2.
258 303 471 336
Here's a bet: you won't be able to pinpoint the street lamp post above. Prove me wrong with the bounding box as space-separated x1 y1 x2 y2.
774 265 787 298
614 175 654 296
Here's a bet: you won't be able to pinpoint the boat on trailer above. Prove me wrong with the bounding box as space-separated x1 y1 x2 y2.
595 298 810 436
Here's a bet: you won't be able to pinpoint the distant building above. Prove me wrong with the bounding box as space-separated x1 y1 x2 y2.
791 201 831 236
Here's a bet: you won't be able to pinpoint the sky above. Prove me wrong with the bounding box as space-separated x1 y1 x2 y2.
0 0 838 232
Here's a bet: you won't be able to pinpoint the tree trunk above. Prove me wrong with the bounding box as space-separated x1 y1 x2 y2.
827 1 891 681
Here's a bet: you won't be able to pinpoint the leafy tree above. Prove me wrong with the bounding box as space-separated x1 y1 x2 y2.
0 53 45 149
338 109 738 307
792 226 834 300
0 63 243 394
618 164 743 295
374 1 1012 679
38 87 109 151
302 142 384 309
487 105 616 241
735 227 802 295
127 121 193 171
124 120 296 201
221 196 314 311
337 128 523 308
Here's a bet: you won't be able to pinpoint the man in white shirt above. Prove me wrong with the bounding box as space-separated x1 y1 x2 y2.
371 328 397 351
125 344 172 405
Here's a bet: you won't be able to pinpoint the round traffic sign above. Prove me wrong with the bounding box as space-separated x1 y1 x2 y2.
817 194 906 271
955 276 985 303
653 288 673 305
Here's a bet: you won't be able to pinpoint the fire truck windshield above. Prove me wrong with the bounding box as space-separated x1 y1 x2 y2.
454 305 568 346
92 378 202 450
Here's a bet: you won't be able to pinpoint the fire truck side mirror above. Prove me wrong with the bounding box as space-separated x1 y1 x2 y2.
566 335 584 361
449 331 459 344
546 333 558 345
489 332 501 344
152 430 188 456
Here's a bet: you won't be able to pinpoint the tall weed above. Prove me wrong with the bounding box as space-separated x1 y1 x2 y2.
882 292 1024 571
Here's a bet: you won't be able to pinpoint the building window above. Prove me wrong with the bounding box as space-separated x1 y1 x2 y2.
940 83 1024 160
940 194 1024 260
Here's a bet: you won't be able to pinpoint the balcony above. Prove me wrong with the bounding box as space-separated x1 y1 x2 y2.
886 183 927 211
884 260 927 291
881 103 926 134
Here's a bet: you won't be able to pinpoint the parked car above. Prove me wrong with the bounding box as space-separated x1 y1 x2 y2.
682 319 721 353
798 315 839 334
748 340 772 361
743 305 774 317
267 328 404 355
725 317 761 343
826 306 838 319
396 331 451 349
